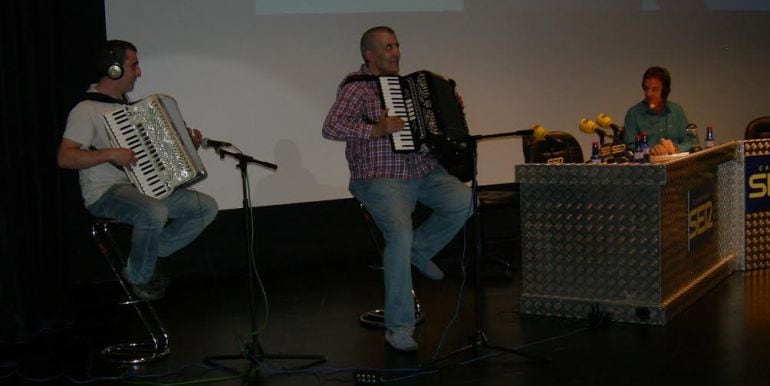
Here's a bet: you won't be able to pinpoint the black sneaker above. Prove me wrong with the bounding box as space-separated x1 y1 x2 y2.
148 270 171 290
121 267 165 301
131 282 165 301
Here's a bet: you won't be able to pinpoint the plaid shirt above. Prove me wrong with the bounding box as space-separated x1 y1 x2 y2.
322 65 437 181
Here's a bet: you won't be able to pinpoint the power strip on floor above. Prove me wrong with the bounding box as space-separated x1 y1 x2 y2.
353 370 383 385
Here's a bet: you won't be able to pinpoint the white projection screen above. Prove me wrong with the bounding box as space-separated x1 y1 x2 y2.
106 0 770 209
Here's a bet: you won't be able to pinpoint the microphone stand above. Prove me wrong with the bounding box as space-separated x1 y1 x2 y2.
422 131 547 369
597 132 607 147
204 146 326 377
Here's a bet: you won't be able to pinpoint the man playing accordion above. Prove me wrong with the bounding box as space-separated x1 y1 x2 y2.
322 26 472 352
57 40 218 301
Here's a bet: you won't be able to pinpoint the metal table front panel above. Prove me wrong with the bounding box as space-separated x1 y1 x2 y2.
517 143 738 324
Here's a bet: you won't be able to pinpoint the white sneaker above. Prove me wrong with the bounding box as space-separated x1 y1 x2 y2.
385 330 418 352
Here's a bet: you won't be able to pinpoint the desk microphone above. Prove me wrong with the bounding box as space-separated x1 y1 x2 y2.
579 118 612 138
201 137 232 148
531 124 565 144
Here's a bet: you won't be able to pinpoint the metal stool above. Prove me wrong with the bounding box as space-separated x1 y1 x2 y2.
356 203 424 328
91 218 170 364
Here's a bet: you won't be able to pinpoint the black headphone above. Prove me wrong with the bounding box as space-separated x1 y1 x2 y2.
97 42 124 80
642 66 671 100
104 47 123 80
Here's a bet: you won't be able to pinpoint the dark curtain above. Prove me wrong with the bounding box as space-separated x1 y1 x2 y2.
0 0 106 340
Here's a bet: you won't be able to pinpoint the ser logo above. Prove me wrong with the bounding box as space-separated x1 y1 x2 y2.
688 201 714 241
748 173 770 199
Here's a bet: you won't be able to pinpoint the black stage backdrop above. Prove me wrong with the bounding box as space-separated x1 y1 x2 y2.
0 0 106 340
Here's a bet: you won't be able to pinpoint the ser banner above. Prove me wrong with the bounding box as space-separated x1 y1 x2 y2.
745 154 770 214
688 181 716 253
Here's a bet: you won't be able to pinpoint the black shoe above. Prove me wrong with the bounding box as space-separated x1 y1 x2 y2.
121 267 165 301
148 271 171 290
131 283 165 301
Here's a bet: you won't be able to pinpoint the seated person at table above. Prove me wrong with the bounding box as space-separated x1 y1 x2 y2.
623 66 695 155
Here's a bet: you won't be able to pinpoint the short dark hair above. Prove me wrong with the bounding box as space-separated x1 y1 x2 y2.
360 26 395 62
642 66 671 100
95 39 137 79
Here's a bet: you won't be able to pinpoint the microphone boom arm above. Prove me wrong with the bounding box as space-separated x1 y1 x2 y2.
216 148 278 171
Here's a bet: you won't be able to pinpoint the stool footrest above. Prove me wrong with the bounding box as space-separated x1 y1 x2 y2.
102 341 170 364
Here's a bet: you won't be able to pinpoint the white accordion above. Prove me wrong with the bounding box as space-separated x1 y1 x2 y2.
103 94 207 199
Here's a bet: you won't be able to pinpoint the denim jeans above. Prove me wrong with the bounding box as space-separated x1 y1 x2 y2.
87 184 218 285
350 167 472 334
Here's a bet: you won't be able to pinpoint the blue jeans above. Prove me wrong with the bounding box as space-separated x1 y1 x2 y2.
350 167 472 334
87 184 218 285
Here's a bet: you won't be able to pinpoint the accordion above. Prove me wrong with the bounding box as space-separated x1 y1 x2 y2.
377 70 470 154
103 94 207 199
376 70 473 182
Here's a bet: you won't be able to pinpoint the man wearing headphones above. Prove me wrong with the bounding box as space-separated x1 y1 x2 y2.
622 66 695 155
57 40 218 301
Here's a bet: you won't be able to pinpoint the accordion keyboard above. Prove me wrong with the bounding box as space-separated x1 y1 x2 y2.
104 108 171 198
379 77 416 152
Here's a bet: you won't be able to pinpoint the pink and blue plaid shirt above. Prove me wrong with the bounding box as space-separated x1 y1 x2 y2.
322 65 438 181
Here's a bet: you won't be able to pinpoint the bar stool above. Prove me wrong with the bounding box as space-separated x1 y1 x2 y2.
356 203 424 328
90 218 170 363
476 188 518 273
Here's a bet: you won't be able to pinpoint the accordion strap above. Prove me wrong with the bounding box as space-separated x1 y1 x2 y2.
341 75 381 124
80 92 131 172
342 74 379 86
81 92 132 105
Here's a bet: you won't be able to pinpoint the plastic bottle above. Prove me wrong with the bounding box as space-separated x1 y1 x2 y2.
705 126 715 148
590 141 601 164
634 135 644 163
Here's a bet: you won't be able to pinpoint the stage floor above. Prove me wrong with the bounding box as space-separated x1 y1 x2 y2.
5 250 770 386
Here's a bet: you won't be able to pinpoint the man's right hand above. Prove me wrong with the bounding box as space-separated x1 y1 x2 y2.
370 109 404 138
57 138 136 170
109 148 136 167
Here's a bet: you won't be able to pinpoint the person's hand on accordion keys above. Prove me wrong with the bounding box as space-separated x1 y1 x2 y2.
371 108 404 138
110 148 137 170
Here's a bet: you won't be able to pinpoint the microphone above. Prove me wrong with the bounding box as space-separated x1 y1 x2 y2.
530 124 564 144
578 118 612 138
595 113 624 137
531 125 546 141
595 113 613 129
201 137 232 148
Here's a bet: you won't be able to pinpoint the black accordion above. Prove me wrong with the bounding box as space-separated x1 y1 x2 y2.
377 70 469 153
377 70 472 181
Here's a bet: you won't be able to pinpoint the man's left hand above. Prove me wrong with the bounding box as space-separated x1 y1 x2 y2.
188 128 203 149
650 139 676 155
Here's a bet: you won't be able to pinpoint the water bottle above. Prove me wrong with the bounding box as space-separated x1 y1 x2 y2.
634 135 643 162
590 141 601 164
705 126 715 148
641 132 650 162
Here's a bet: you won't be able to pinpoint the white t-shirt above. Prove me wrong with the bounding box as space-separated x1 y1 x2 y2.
62 84 131 206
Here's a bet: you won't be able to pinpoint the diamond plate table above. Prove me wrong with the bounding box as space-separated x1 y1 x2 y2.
517 142 739 325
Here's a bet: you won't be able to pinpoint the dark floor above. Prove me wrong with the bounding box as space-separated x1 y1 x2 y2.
4 244 770 386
